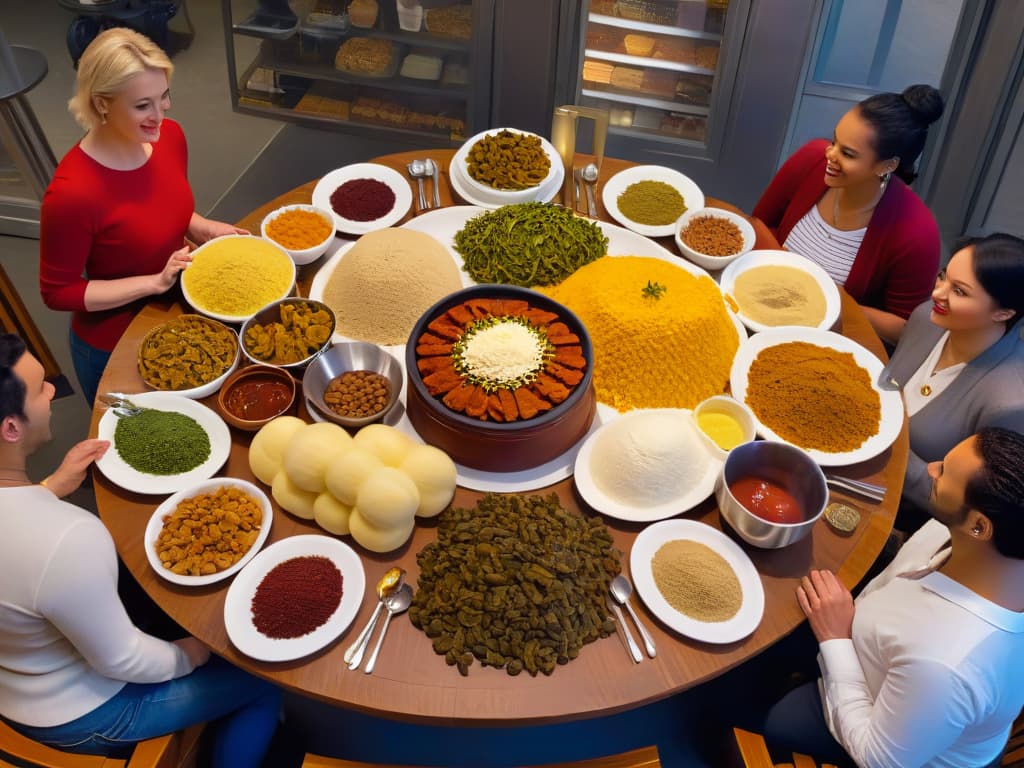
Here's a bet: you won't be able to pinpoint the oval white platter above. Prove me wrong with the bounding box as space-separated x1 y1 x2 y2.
601 164 705 238
630 519 765 644
312 162 413 235
730 326 905 466
95 391 231 495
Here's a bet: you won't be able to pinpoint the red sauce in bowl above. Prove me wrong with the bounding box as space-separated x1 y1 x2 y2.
224 375 293 421
729 477 803 524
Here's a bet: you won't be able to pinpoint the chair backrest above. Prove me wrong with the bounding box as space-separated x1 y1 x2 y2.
1003 709 1024 767
302 745 662 768
0 719 203 768
732 728 837 768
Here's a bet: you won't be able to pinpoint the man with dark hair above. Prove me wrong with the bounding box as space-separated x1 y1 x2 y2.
0 334 282 766
765 427 1024 768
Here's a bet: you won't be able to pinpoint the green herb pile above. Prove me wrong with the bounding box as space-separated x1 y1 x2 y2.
454 203 609 286
114 408 211 476
409 492 619 676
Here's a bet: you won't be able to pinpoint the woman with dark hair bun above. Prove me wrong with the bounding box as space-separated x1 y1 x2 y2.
881 232 1024 525
753 84 945 344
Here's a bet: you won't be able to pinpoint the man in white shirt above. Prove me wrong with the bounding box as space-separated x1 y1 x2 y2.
764 427 1024 768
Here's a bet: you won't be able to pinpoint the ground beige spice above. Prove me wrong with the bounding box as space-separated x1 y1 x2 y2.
651 539 742 622
322 228 462 345
733 265 827 327
745 341 880 452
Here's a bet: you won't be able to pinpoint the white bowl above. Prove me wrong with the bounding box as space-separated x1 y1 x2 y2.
449 127 561 207
181 235 296 324
261 204 336 265
144 477 273 586
674 207 756 272
720 250 842 334
693 395 757 462
138 315 241 399
311 162 413 235
601 164 705 237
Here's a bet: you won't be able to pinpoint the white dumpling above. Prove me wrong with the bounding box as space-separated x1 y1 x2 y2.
351 423 413 467
283 422 352 492
271 470 318 520
355 466 419 529
398 444 456 517
324 448 383 507
313 492 352 535
249 416 306 485
349 507 415 553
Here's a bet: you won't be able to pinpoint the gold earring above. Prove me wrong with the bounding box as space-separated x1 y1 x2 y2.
879 171 891 190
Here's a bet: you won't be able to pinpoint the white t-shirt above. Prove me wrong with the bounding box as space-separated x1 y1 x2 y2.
784 204 866 286
0 486 193 727
818 520 1024 767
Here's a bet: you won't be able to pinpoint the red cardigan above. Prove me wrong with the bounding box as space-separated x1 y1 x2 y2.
39 119 195 351
752 139 940 319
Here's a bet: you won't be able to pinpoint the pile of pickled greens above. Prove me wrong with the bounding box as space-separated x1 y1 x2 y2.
454 203 609 287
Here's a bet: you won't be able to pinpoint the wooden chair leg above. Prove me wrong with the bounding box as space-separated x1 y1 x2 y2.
732 728 777 768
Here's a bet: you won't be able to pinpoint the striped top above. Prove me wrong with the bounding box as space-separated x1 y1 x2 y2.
783 204 866 286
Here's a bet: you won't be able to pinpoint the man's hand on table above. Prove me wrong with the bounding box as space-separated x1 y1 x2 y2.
797 569 855 642
41 438 109 498
174 637 211 668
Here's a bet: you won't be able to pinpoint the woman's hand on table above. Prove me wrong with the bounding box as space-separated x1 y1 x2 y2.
188 212 249 245
797 569 855 642
174 637 211 668
42 438 109 498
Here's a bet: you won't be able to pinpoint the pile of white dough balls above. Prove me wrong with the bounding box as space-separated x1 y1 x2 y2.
249 417 457 552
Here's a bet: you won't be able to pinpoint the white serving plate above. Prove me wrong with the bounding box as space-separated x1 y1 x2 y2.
223 534 365 662
601 164 705 238
720 250 842 333
181 235 296 324
95 392 231 495
630 519 765 644
730 327 905 466
144 478 273 586
312 162 413 235
573 409 723 522
448 128 564 208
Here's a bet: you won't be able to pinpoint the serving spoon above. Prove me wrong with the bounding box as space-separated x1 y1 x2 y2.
364 583 413 674
407 159 429 212
580 162 599 218
610 575 656 658
344 567 403 670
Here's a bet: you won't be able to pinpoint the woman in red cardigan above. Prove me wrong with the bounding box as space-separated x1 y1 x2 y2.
753 85 944 344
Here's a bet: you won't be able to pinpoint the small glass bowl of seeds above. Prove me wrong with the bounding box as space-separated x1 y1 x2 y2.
302 341 403 429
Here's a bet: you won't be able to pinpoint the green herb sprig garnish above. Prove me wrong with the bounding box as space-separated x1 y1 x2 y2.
642 280 668 301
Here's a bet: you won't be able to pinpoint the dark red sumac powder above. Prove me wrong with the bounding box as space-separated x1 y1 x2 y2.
251 555 343 639
329 178 396 221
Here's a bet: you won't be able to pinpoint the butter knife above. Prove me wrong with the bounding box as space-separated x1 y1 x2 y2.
607 596 642 663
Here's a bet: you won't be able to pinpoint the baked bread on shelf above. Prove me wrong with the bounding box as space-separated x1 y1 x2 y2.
334 37 393 75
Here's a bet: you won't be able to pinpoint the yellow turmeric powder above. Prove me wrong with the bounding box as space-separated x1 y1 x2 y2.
265 209 333 250
744 341 880 452
182 237 295 319
539 256 738 410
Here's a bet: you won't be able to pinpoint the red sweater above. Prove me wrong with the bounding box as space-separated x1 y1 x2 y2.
752 139 940 319
39 119 194 351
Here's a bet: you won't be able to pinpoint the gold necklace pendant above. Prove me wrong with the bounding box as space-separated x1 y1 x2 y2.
920 384 932 396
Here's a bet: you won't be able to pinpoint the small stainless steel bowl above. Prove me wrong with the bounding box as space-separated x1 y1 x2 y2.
715 440 827 549
302 342 403 429
239 298 335 370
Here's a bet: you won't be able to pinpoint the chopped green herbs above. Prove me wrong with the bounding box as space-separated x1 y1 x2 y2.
454 202 609 287
642 280 667 301
114 408 211 475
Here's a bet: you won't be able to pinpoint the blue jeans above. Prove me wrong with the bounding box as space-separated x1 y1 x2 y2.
69 328 111 407
763 680 855 767
6 657 281 768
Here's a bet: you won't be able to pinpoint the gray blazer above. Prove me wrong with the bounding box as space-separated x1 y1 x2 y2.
880 302 1024 510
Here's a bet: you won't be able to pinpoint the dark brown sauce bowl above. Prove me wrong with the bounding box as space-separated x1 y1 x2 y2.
217 364 297 432
404 284 595 472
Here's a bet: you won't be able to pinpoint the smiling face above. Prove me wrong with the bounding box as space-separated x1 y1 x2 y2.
823 107 898 190
930 246 1014 331
96 67 170 145
927 435 983 527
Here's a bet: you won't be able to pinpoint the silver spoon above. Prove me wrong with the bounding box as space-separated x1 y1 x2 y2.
345 567 403 670
407 159 429 212
581 162 599 218
364 583 413 674
610 575 656 659
424 158 441 209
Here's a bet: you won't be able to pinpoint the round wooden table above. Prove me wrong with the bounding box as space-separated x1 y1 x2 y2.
92 150 907 726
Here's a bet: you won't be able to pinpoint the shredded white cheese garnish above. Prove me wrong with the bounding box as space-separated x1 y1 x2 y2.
460 321 544 382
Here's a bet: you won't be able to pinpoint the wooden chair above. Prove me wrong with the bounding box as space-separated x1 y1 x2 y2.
1002 709 1024 766
732 728 838 768
0 719 204 768
302 744 662 768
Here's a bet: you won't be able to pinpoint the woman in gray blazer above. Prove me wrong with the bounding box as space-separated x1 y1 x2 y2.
880 233 1024 521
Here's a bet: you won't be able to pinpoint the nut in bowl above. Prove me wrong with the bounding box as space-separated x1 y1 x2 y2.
217 364 297 431
240 298 335 370
302 341 403 428
137 314 240 399
715 440 827 549
675 207 756 271
261 204 336 265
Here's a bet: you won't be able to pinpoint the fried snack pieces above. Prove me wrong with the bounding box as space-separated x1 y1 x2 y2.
139 315 237 391
155 486 262 577
244 301 333 364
